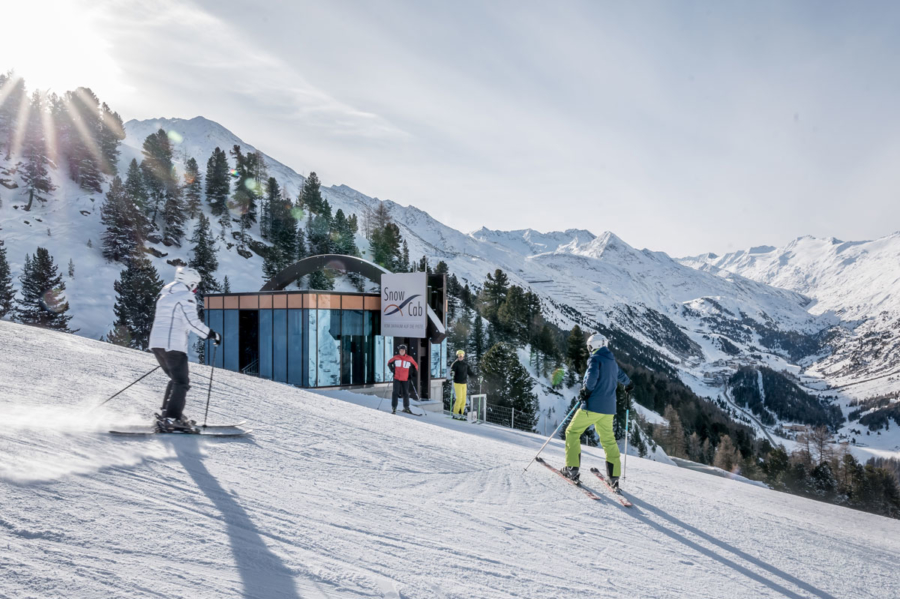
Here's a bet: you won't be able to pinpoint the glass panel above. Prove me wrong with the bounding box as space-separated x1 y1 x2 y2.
239 310 259 375
306 309 317 386
288 310 303 385
224 310 239 372
273 309 287 383
208 310 224 368
374 334 384 382
383 337 394 381
441 338 447 378
341 310 364 385
431 341 441 378
204 309 210 365
317 309 341 386
259 309 273 379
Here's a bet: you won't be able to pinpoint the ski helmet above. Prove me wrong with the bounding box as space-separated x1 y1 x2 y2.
456 349 465 357
586 332 609 352
175 266 202 292
398 344 408 352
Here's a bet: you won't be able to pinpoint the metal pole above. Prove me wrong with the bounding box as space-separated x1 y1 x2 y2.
511 407 515 430
523 401 583 472
623 409 630 479
91 365 160 411
202 344 218 428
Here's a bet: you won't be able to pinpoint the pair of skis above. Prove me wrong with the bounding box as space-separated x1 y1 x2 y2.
535 457 632 507
110 420 251 438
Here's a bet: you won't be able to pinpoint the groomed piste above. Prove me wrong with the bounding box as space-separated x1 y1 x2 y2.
1 320 897 599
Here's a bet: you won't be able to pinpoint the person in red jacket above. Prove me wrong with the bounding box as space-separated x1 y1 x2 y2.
388 344 419 414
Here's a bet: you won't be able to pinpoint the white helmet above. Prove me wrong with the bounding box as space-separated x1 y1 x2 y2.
587 332 609 352
175 266 202 291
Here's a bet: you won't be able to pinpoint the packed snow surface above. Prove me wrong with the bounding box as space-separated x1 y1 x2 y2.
2 321 899 599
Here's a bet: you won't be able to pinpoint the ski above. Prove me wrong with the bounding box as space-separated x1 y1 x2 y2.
110 428 251 438
589 468 633 507
198 421 247 429
394 409 424 417
535 458 602 501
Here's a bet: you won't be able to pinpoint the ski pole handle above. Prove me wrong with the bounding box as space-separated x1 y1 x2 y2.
524 400 583 472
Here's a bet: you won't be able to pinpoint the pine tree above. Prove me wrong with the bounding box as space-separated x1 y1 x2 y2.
662 405 687 458
223 275 231 293
108 255 163 349
15 247 73 331
183 157 203 219
205 147 230 216
471 314 486 364
56 88 103 191
0 232 15 318
565 325 589 386
713 435 740 472
100 176 144 263
20 92 57 211
480 342 538 432
189 213 219 296
0 73 27 158
161 184 187 246
370 223 403 271
401 240 410 271
98 102 125 176
68 259 75 278
228 145 257 243
481 269 509 322
301 172 324 214
124 158 149 215
140 129 175 224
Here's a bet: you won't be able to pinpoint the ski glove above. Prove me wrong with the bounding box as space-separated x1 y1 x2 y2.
208 330 222 346
624 383 635 394
578 386 589 402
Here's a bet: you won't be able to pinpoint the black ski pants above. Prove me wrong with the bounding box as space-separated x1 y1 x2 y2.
392 379 411 410
152 348 190 419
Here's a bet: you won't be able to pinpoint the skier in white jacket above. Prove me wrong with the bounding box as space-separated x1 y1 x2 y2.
149 266 220 431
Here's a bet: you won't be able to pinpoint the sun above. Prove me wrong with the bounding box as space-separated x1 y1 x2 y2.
0 0 125 98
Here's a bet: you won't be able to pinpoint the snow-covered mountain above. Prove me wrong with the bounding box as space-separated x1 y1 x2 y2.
3 321 898 599
681 235 900 384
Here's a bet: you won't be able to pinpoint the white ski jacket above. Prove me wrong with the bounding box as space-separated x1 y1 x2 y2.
149 281 211 354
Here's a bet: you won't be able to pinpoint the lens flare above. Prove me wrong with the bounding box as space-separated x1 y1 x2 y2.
229 169 240 179
290 207 305 220
167 130 183 144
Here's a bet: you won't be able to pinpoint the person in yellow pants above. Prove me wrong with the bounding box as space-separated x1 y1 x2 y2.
561 332 633 489
450 350 474 420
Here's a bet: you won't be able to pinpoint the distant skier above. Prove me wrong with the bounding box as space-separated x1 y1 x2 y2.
560 332 633 489
450 349 475 420
148 266 220 432
388 344 418 415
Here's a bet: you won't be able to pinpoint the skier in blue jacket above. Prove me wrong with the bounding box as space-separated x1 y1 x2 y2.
560 332 633 489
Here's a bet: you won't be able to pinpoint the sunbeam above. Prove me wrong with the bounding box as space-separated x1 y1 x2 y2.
9 90 32 160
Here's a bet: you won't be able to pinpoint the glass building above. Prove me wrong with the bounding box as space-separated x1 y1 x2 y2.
203 290 447 396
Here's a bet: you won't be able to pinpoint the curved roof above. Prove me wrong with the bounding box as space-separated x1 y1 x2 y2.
260 254 389 292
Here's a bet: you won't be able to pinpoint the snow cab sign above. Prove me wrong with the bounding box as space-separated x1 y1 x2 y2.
380 272 427 338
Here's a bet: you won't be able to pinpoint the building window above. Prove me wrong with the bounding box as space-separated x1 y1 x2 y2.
431 340 442 378
288 309 304 385
259 309 273 379
317 309 341 386
273 309 287 383
224 310 239 372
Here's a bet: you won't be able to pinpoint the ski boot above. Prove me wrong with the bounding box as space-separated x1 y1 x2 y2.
401 408 414 415
560 466 580 483
155 413 199 434
606 461 620 491
392 408 397 414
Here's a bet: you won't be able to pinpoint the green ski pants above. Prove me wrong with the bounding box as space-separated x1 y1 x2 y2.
564 409 621 476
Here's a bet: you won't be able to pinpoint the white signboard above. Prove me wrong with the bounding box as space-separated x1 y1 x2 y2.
380 272 427 338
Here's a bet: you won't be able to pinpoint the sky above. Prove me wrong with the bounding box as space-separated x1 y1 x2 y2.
3 0 900 257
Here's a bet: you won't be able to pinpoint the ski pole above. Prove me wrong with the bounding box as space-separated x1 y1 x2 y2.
410 380 427 416
91 365 160 411
524 400 583 472
202 344 217 429
623 409 630 480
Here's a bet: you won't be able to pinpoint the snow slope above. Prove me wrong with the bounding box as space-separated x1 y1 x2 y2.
2 321 899 599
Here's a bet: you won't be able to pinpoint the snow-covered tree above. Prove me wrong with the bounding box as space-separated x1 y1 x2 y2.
100 176 144 263
480 342 538 432
183 157 203 220
15 247 73 332
0 72 26 158
0 232 15 318
205 147 230 217
108 255 163 350
19 92 57 211
140 129 175 224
